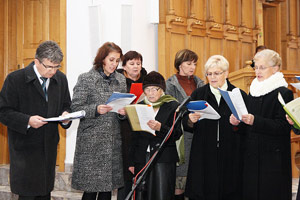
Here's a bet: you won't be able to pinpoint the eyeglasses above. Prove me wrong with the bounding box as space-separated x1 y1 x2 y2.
39 60 61 69
144 87 161 93
205 71 224 77
253 66 270 71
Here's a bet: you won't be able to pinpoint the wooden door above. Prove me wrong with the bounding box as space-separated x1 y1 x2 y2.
0 0 67 172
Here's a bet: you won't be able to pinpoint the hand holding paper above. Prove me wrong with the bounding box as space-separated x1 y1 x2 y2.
186 100 220 120
278 92 300 129
218 88 248 121
43 110 86 122
106 92 136 113
125 104 156 135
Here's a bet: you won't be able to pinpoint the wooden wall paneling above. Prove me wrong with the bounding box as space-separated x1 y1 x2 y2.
58 0 66 172
0 0 9 164
241 41 254 69
226 0 239 26
193 0 206 20
288 48 298 70
158 24 167 76
168 32 186 78
173 0 187 17
9 0 17 73
225 39 239 72
21 0 49 67
280 1 288 70
289 0 297 36
190 35 206 79
210 0 223 23
159 0 167 23
241 0 254 28
256 0 264 45
263 3 281 53
50 0 60 41
209 38 223 56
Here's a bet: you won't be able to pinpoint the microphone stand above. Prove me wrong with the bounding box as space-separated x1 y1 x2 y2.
125 108 188 200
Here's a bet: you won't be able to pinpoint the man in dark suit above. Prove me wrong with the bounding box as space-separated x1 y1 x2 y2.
0 40 72 200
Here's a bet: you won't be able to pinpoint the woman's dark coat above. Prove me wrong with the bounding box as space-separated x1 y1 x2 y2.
0 62 71 196
185 80 247 200
129 100 182 166
117 67 147 181
242 86 293 200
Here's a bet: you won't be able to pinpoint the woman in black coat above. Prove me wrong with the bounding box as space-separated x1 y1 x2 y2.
231 49 293 200
185 55 247 200
116 51 147 200
128 71 182 200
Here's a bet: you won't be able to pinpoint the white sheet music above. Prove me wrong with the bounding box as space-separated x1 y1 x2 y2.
135 105 156 135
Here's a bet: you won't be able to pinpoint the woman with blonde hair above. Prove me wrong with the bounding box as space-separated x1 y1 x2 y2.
185 55 247 200
230 49 293 200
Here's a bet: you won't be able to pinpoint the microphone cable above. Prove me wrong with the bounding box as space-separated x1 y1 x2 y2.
132 110 177 200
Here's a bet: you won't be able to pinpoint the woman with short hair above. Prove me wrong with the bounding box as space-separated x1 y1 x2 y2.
165 49 204 200
185 55 247 200
71 42 126 200
231 49 293 200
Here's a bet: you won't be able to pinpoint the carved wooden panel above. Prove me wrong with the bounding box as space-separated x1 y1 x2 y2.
227 0 239 26
225 40 239 72
241 0 254 28
173 0 187 17
288 48 298 70
193 0 206 20
210 0 223 23
209 38 223 56
190 35 206 79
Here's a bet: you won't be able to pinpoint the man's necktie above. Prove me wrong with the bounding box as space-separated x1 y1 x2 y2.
40 77 48 101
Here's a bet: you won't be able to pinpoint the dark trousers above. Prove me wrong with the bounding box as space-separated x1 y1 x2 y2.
82 191 111 200
135 162 176 200
18 193 50 200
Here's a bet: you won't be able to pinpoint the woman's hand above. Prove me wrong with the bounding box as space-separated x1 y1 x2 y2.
129 166 134 174
61 111 71 124
242 114 254 125
189 112 201 123
97 104 113 115
230 114 240 126
118 108 126 116
147 120 161 131
286 114 294 125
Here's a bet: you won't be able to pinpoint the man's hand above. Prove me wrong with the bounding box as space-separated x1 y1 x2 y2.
29 115 47 129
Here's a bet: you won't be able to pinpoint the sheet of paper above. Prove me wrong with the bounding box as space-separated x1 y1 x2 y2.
187 101 221 120
135 105 156 135
43 110 86 122
230 88 248 119
105 92 136 104
219 88 248 121
291 83 300 91
107 96 136 112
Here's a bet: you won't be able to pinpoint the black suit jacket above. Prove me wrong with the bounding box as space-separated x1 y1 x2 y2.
0 62 71 196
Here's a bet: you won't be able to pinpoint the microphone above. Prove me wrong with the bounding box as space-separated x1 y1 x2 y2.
176 96 191 112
